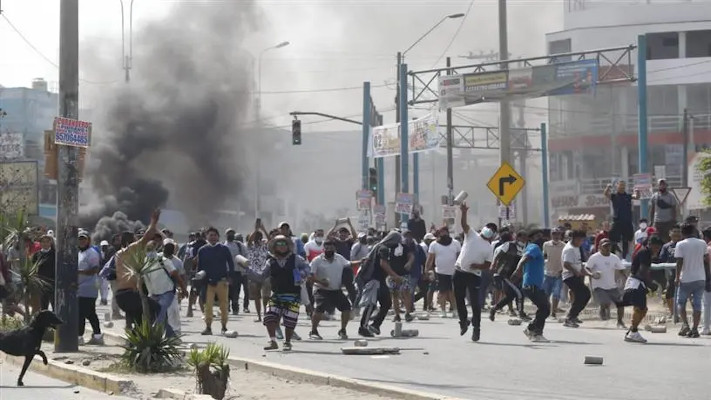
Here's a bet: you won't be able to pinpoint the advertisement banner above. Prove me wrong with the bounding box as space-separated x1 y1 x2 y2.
395 193 415 215
442 205 457 220
54 117 92 148
438 59 599 108
633 173 654 199
370 114 440 158
356 189 373 211
357 210 371 232
0 160 39 215
0 133 24 159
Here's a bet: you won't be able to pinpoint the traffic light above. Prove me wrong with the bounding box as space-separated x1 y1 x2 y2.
292 118 301 145
369 167 378 199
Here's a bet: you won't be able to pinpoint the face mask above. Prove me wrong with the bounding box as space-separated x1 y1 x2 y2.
324 250 335 259
315 236 323 244
394 244 404 257
639 223 648 230
517 240 526 247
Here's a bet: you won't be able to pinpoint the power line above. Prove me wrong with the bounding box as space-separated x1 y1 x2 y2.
1 13 120 85
429 0 476 69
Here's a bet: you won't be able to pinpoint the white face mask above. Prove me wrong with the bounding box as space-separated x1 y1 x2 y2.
639 223 648 230
394 244 404 257
314 236 323 244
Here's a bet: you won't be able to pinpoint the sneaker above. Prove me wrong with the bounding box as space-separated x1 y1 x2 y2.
701 329 711 336
309 331 323 340
523 328 533 338
440 311 447 319
100 299 108 306
404 313 414 323
519 313 532 322
292 331 302 341
88 334 104 345
186 310 194 318
531 334 549 343
338 329 348 340
368 325 381 336
282 342 292 351
358 326 374 337
264 340 278 350
563 319 579 328
201 328 212 335
254 317 262 323
624 330 648 343
77 336 85 345
221 326 228 335
616 321 627 330
573 317 583 324
243 308 250 314
471 327 480 342
688 328 700 338
232 309 239 316
678 325 691 337
550 313 557 320
459 320 470 336
111 312 123 320
275 327 284 340
489 309 496 322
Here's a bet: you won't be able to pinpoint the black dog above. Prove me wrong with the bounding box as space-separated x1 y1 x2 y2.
0 310 63 386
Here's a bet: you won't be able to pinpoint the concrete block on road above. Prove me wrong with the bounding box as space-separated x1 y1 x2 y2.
584 356 603 365
341 347 400 355
508 319 522 326
103 321 114 328
354 340 368 347
224 330 239 338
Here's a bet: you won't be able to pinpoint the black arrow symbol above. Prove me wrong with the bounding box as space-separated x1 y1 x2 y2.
499 175 517 196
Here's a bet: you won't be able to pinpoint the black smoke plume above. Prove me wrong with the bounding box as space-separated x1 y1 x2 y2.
80 1 260 233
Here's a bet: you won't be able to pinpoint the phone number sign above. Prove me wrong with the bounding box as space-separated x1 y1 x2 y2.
54 117 92 148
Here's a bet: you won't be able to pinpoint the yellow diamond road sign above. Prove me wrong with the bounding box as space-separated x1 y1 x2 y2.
487 162 525 206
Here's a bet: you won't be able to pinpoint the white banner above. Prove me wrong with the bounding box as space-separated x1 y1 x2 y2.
369 113 440 158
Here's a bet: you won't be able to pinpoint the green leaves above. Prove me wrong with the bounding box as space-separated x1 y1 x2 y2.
698 150 711 207
120 321 183 373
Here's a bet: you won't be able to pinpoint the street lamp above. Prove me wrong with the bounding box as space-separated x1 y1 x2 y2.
394 13 464 222
119 0 135 82
254 41 290 219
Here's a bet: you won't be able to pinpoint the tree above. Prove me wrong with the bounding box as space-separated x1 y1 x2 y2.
698 150 711 207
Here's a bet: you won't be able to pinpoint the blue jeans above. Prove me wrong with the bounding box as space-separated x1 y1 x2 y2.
152 291 176 337
543 275 563 300
677 280 705 312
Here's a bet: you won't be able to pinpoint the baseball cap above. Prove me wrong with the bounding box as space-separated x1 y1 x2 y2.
357 232 367 239
599 238 611 247
100 240 109 246
78 231 89 239
225 228 236 235
278 221 290 228
163 238 176 246
424 233 436 241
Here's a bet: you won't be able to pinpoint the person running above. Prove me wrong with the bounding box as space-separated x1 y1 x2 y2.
245 235 310 351
674 223 710 338
308 240 360 340
248 221 270 322
586 239 627 328
196 227 235 336
562 230 591 328
387 230 415 322
143 239 187 338
356 231 403 337
489 231 530 322
77 231 104 345
453 202 494 342
426 226 461 318
513 240 550 342
605 180 640 260
622 235 663 343
542 228 565 319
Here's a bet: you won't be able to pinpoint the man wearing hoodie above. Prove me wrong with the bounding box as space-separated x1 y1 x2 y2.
245 235 310 351
356 231 404 337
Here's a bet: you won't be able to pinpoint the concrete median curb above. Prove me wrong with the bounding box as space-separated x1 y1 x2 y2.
0 351 135 394
156 387 214 400
101 331 463 400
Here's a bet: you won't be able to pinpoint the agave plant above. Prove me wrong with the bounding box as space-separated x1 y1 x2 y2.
121 321 182 373
120 243 167 325
187 343 231 400
16 257 50 323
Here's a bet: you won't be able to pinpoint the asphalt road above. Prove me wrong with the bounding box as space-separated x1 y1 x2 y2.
97 299 711 400
0 359 129 400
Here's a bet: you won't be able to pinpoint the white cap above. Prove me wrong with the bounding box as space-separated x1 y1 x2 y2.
100 240 109 246
424 233 436 241
163 238 176 246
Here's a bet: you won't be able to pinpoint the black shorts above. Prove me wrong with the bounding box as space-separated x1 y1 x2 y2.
313 289 351 314
609 221 633 243
622 287 647 310
436 273 453 292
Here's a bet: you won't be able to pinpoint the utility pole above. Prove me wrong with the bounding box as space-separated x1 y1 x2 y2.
55 0 80 352
394 52 402 226
682 108 689 188
498 0 511 169
446 57 454 206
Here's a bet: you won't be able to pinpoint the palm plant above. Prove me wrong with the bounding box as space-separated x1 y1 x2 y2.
187 343 231 400
120 244 165 325
16 257 50 323
121 321 182 373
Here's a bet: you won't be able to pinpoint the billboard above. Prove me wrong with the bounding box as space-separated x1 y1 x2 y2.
369 113 440 158
438 59 599 109
0 160 39 216
54 117 92 148
0 133 24 159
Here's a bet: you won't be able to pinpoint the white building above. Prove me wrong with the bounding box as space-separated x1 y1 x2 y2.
546 0 711 223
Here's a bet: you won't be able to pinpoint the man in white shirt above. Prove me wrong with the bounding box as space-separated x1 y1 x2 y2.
542 228 566 319
426 226 461 319
452 203 494 342
634 219 650 245
562 230 592 328
586 239 627 328
674 223 711 338
308 240 361 340
144 240 187 338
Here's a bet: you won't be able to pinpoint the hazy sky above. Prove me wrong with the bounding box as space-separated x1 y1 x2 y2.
0 0 564 129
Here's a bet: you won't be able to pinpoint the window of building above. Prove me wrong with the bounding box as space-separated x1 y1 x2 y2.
686 30 711 58
647 32 679 60
549 39 572 63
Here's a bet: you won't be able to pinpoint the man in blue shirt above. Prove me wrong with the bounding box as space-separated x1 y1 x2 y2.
513 242 550 342
197 227 235 336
